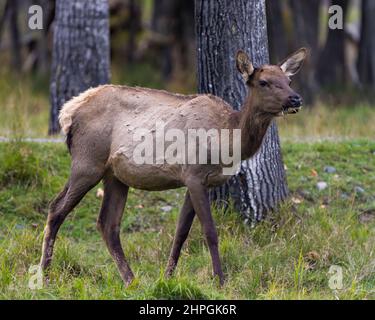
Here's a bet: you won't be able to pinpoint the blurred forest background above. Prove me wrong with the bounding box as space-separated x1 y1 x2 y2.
0 0 374 138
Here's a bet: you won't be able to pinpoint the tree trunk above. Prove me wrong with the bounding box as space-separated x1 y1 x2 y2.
126 0 141 63
195 0 288 222
8 0 21 72
0 0 11 48
316 0 349 86
150 0 195 81
49 0 110 134
151 0 175 80
357 0 375 88
266 0 288 63
289 0 320 104
37 0 55 74
173 0 196 76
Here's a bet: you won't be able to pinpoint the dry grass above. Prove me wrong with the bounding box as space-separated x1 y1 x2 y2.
277 103 375 141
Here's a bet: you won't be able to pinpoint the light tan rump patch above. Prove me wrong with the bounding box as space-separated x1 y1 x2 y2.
58 85 110 135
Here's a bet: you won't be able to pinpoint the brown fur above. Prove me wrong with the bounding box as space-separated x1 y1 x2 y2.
40 48 307 286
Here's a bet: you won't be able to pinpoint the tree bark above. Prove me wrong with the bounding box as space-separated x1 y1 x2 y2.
289 0 320 104
49 0 110 134
316 0 349 86
195 0 288 222
357 0 375 88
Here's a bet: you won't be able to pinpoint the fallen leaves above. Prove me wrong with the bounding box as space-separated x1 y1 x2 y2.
310 169 318 177
304 251 320 270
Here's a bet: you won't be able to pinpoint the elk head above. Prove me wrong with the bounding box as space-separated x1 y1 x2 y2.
236 48 307 116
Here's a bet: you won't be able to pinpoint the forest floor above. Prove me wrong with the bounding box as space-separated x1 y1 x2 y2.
0 140 374 299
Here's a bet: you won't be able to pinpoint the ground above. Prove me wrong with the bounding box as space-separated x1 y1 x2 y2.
0 70 374 299
0 140 374 299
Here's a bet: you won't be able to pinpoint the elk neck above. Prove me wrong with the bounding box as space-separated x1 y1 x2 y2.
230 90 274 161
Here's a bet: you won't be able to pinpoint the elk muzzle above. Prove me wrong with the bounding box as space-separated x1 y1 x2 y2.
279 94 303 116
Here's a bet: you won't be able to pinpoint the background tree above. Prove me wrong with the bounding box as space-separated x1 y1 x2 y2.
316 0 349 86
289 0 320 104
357 0 375 89
150 0 195 81
0 0 21 72
266 0 288 63
49 0 110 134
196 0 288 222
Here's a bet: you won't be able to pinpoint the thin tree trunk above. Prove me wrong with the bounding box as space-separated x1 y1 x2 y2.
38 0 55 74
195 0 288 222
316 0 349 86
8 0 21 71
173 0 195 75
126 0 141 63
357 0 375 88
266 0 288 63
151 0 174 80
150 0 195 81
0 0 11 47
49 0 110 134
289 0 320 104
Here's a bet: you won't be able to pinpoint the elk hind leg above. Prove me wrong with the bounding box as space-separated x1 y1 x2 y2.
40 165 103 270
97 174 134 286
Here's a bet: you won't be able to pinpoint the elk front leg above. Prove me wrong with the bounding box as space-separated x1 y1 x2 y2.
96 174 134 286
165 191 195 277
186 179 224 285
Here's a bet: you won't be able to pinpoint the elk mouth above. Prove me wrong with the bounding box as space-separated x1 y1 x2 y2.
277 105 302 116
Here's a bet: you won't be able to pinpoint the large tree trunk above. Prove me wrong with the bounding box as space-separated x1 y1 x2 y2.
49 0 110 134
195 0 288 222
357 0 375 88
316 0 349 86
289 0 320 104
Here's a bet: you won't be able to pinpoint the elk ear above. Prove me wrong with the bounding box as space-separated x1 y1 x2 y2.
236 50 254 81
279 48 308 77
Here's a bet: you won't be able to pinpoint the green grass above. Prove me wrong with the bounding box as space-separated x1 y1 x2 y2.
0 140 374 299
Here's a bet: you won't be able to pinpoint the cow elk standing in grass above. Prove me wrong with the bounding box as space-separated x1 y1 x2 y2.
40 48 307 286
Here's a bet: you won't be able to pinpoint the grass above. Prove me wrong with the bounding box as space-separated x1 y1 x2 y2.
277 103 375 140
0 140 374 299
0 66 374 299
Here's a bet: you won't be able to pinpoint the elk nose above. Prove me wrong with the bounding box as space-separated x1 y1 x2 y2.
289 95 302 108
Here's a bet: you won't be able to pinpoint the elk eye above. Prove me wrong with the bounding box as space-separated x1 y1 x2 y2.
259 80 268 87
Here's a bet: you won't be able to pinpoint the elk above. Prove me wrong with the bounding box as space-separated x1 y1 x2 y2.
40 48 307 286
